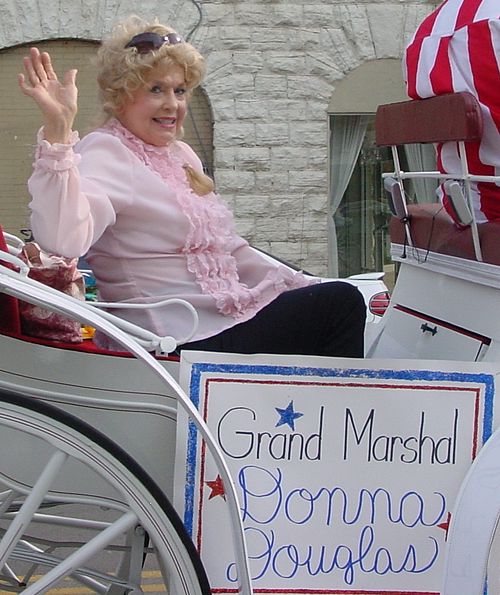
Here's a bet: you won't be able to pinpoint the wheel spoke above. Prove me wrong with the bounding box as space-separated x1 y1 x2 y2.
20 511 138 595
1 561 24 587
0 450 67 570
0 490 20 516
11 541 130 591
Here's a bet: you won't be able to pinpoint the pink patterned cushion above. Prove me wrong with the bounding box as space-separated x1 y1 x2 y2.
19 244 85 343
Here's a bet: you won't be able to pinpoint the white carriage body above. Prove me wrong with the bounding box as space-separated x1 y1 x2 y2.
1 91 500 595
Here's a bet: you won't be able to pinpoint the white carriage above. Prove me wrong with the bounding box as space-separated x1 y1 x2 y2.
0 90 499 595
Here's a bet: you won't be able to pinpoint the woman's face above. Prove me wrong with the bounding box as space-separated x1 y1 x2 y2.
117 63 188 146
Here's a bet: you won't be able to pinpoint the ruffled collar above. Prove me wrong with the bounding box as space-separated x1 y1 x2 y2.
103 118 173 157
102 118 189 188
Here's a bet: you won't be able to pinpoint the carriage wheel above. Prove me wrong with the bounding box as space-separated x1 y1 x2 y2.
0 390 211 595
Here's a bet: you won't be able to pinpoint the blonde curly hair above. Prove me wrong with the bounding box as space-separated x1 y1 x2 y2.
96 15 213 196
96 15 205 118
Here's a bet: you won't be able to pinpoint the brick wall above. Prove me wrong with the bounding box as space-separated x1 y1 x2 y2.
0 0 438 275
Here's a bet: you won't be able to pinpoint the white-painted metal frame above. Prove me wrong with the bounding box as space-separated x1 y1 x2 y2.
0 261 253 595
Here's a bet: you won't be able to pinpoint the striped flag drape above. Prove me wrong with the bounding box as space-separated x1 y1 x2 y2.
403 0 500 223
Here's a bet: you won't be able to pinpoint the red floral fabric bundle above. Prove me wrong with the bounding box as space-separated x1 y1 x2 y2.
19 243 85 343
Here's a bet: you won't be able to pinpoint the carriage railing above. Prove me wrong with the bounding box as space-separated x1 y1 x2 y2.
0 248 199 354
0 259 254 595
380 157 499 263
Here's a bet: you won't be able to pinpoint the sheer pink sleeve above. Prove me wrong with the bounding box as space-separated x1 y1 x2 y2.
28 129 134 258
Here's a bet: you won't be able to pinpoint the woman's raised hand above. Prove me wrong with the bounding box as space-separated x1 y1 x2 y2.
18 47 78 144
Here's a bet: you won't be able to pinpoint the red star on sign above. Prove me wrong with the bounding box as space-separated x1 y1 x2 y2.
438 512 451 539
206 475 226 500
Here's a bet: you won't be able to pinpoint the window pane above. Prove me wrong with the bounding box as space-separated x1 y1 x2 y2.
334 119 393 279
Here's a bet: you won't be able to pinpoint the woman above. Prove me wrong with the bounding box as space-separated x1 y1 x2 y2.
18 16 366 356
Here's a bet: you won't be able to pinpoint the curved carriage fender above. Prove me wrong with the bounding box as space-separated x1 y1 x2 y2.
442 425 500 595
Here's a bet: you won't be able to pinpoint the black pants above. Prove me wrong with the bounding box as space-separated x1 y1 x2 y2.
179 281 366 357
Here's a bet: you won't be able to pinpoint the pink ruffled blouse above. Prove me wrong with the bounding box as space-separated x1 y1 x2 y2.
28 119 315 345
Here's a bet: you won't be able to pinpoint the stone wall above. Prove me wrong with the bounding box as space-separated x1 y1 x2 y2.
0 0 438 275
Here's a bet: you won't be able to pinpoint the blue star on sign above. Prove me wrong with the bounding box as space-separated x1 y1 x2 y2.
275 400 304 430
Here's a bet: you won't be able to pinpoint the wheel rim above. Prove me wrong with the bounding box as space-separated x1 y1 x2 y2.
0 392 210 595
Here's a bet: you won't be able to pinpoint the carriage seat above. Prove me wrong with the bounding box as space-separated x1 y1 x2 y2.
375 92 500 265
390 203 500 266
0 226 179 359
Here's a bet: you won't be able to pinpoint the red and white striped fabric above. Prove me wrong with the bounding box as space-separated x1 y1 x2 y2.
403 0 500 223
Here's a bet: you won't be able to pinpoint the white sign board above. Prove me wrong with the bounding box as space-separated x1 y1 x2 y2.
175 352 500 594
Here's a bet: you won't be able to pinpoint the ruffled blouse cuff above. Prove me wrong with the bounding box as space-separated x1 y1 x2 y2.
34 127 81 171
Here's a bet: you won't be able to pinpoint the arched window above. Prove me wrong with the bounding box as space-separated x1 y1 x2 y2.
328 59 435 283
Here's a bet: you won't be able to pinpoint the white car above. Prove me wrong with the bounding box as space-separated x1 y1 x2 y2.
253 247 390 326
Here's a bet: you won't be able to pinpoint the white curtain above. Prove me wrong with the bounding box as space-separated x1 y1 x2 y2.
329 115 369 277
404 143 438 203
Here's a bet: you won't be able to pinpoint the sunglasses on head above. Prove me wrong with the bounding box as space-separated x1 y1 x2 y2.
125 31 185 54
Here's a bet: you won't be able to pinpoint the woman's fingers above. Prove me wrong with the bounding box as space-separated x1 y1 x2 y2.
21 48 57 88
62 68 78 87
18 70 39 98
18 46 78 128
40 51 57 81
31 47 50 83
21 54 40 87
17 72 29 95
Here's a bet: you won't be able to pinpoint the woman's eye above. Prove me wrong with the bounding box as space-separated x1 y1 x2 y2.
175 87 187 96
150 85 162 93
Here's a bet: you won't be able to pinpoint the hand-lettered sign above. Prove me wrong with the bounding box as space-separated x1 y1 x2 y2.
174 352 500 595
